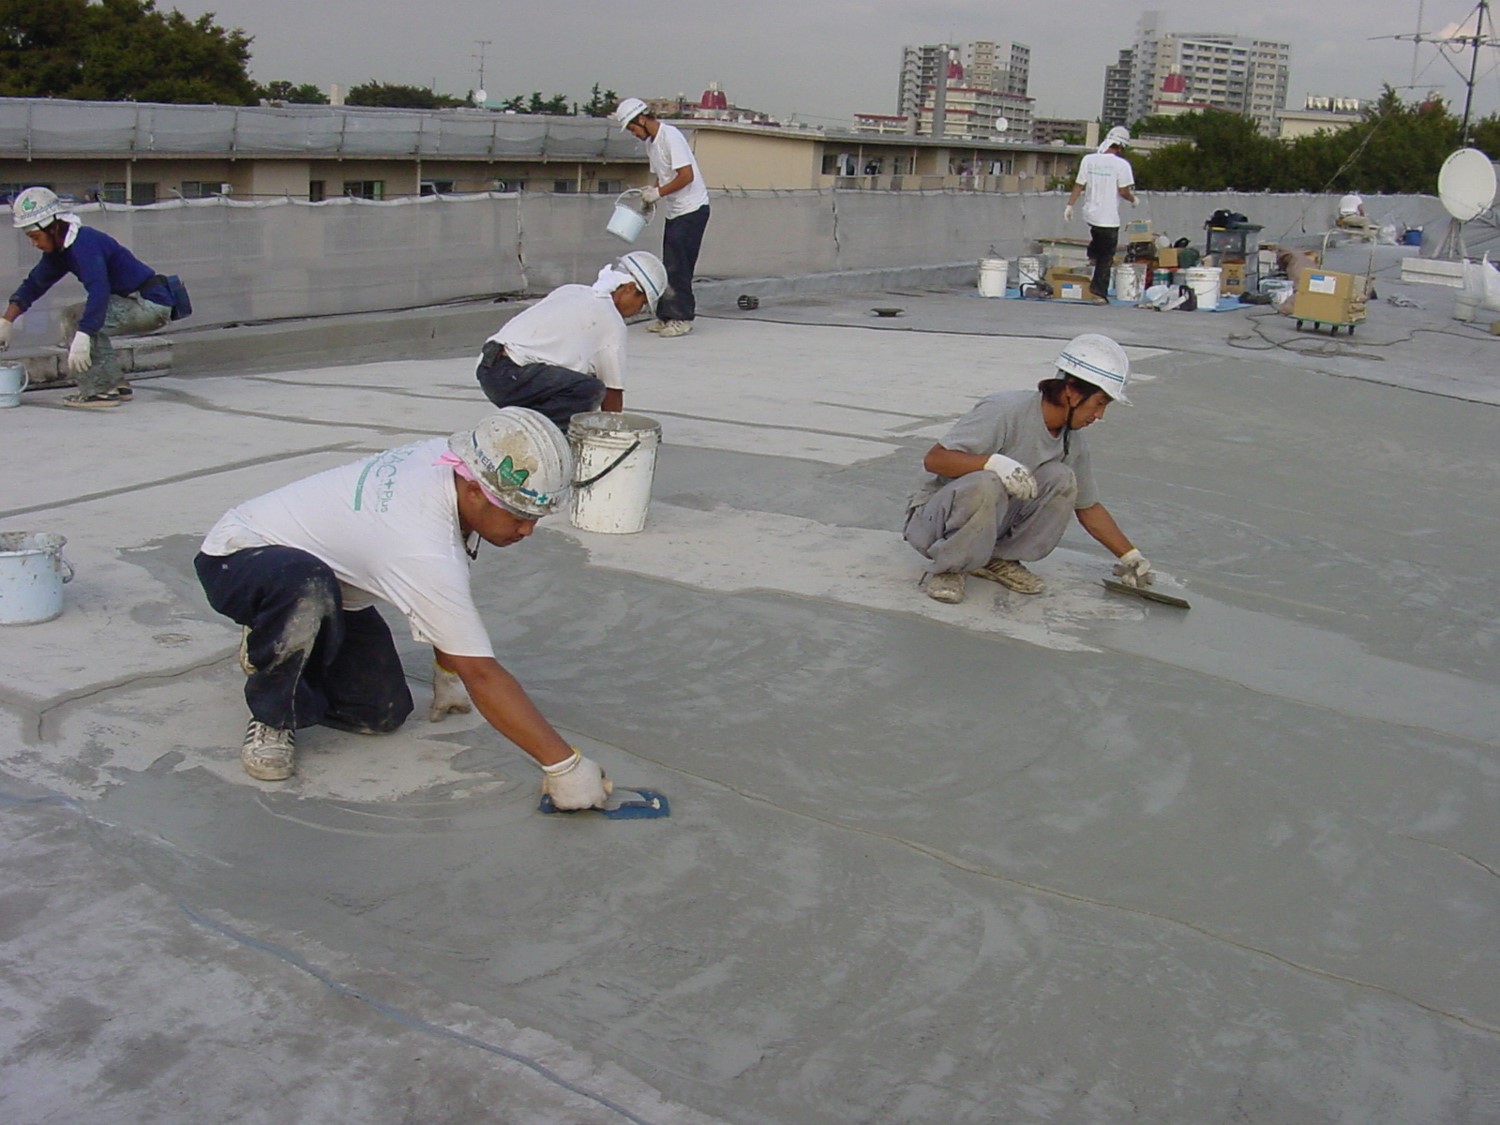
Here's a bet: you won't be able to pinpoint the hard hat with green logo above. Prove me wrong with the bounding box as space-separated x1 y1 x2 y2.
12 186 67 231
447 407 574 517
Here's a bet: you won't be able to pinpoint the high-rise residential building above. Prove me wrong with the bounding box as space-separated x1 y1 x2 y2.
896 41 1034 140
1124 11 1290 134
1101 48 1133 129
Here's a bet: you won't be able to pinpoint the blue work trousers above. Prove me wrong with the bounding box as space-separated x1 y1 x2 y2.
657 204 710 322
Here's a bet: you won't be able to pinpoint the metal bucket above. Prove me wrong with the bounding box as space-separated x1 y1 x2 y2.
0 362 28 408
1016 256 1045 288
606 190 651 243
0 532 74 625
1112 264 1145 303
567 412 662 534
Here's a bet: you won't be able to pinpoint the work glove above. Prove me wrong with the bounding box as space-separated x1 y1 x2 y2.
1112 548 1155 588
67 331 93 375
541 749 612 810
0 319 11 350
984 453 1038 500
640 184 661 205
1064 203 1074 222
428 660 473 722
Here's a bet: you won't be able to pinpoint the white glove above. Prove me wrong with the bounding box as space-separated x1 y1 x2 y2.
983 453 1038 500
1112 548 1155 588
541 749 612 810
640 184 661 205
0 319 11 350
67 331 93 375
428 661 472 722
1064 203 1075 222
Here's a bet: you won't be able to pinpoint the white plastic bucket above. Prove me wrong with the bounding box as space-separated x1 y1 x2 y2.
0 532 73 625
1016 256 1044 288
1184 266 1222 310
567 412 662 534
0 363 27 408
606 190 650 243
977 257 1009 297
1112 264 1144 303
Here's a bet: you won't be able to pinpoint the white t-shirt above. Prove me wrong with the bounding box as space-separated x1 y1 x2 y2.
909 390 1099 511
490 284 627 390
1075 151 1135 229
648 122 710 219
200 438 495 658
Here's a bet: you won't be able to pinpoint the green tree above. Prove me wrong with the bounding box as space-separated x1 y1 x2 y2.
346 80 466 109
257 79 328 104
0 0 257 104
524 92 571 115
581 83 618 118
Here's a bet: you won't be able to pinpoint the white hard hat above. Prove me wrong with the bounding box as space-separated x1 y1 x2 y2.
613 97 649 132
12 186 66 230
447 407 575 517
1057 333 1131 404
617 250 667 314
1100 126 1130 152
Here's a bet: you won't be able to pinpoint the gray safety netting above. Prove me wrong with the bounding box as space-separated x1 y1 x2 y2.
0 188 1470 347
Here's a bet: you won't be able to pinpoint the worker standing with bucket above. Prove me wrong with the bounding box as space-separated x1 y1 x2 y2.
475 252 666 432
614 98 710 339
195 406 612 808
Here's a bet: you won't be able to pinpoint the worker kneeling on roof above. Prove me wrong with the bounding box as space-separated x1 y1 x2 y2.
195 407 610 808
904 333 1155 605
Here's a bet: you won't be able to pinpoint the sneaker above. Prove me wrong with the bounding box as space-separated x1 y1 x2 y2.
241 720 295 781
919 571 966 604
645 319 667 333
657 320 694 338
971 557 1045 595
60 393 120 409
237 626 256 676
1088 293 1110 306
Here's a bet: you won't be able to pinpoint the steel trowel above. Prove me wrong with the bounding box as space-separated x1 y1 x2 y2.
1101 578 1191 609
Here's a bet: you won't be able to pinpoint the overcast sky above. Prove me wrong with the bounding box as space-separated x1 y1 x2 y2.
173 0 1500 125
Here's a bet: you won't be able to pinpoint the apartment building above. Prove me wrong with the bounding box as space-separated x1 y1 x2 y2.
896 41 1034 140
1126 11 1291 134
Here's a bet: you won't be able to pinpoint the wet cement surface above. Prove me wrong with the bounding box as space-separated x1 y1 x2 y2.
2 245 1498 1123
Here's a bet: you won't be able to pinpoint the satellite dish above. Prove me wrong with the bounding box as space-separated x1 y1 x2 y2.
1438 148 1496 222
474 88 488 106
996 117 1009 134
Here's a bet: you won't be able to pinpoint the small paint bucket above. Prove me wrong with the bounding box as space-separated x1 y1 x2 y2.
1112 264 1145 303
977 257 1008 298
1184 266 1222 310
0 363 28 408
0 532 74 625
606 190 650 243
567 412 662 534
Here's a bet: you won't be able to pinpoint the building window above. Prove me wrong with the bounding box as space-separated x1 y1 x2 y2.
595 180 622 194
420 179 456 196
131 183 158 205
343 180 384 200
552 180 577 193
102 182 128 204
308 180 326 202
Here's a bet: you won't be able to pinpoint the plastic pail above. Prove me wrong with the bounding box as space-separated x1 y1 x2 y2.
0 363 27 408
1112 264 1144 303
567 412 662 534
977 257 1009 297
606 191 650 243
0 532 73 625
1016 256 1044 288
1184 266 1222 310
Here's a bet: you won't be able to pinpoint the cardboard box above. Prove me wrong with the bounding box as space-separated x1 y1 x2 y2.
1046 266 1093 300
1220 263 1246 294
1156 247 1180 268
1123 219 1151 238
1291 270 1366 324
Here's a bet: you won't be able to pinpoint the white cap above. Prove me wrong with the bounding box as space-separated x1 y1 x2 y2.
1100 126 1130 153
613 97 648 132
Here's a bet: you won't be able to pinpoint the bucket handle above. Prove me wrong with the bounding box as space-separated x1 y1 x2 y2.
58 555 74 583
574 438 641 488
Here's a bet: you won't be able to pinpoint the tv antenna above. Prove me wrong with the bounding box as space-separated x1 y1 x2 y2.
473 39 492 106
1378 0 1500 144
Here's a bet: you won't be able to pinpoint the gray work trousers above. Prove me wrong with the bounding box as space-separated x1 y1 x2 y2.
61 293 173 397
904 461 1078 576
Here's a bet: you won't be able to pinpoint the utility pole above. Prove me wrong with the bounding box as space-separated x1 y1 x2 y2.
473 39 492 101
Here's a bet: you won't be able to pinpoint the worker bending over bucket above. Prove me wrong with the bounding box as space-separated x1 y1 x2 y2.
475 251 667 431
195 406 611 809
904 333 1155 604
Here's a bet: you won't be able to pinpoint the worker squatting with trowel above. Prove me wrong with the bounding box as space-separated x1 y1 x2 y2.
194 407 613 809
904 333 1158 605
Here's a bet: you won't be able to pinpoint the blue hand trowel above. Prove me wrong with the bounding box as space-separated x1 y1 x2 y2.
538 787 670 820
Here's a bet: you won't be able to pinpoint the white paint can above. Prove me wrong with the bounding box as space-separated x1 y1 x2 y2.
1016 256 1044 288
567 412 663 534
0 363 28 408
606 190 650 243
977 257 1008 298
1184 266 1222 310
0 532 73 625
1111 264 1145 303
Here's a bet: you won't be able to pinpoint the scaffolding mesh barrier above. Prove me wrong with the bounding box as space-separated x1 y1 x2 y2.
0 189 1454 348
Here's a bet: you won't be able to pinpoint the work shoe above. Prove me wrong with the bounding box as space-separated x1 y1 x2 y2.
110 383 133 400
971 557 1045 594
645 319 667 333
919 571 966 604
241 720 295 781
657 320 694 338
1088 293 1109 306
60 392 120 409
237 626 256 676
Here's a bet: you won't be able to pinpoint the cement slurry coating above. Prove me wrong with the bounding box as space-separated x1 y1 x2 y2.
1 256 1497 1123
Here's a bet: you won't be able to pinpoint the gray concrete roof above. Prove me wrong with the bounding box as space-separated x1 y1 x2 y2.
2 242 1498 1124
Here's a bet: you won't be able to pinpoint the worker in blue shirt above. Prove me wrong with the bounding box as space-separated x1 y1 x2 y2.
1 186 177 409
